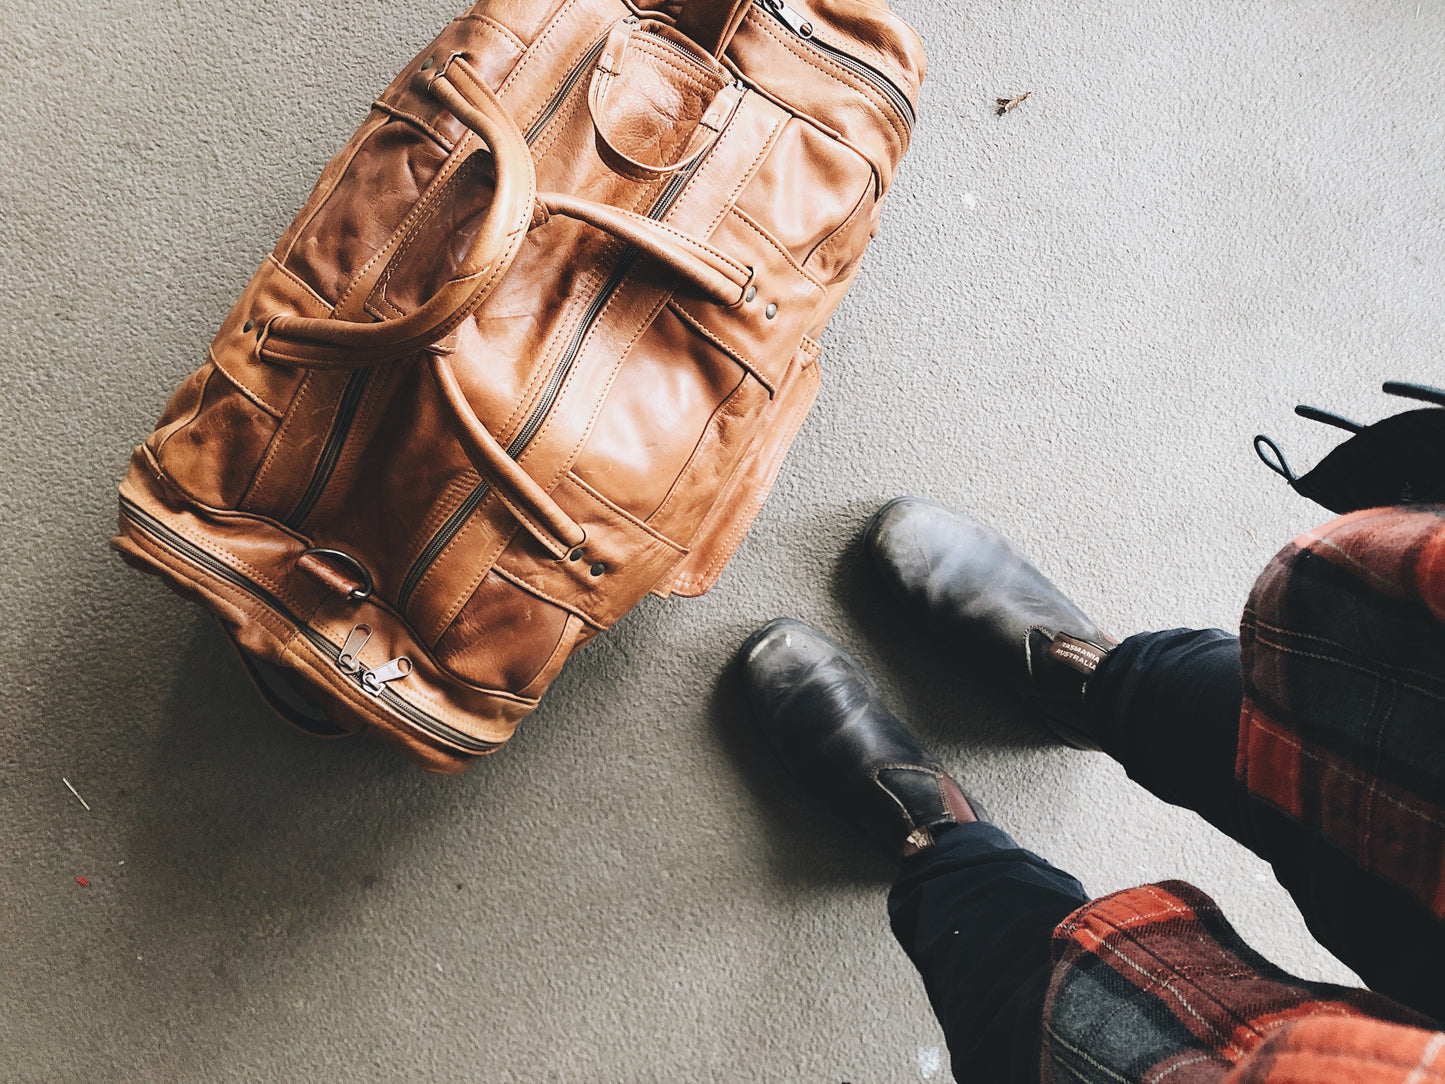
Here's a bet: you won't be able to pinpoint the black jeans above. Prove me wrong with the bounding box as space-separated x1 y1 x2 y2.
889 627 1445 1083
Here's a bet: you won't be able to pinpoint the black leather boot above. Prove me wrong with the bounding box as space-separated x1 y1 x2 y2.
866 498 1116 749
740 617 978 855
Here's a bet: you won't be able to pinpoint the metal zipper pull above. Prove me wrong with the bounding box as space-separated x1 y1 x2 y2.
361 657 414 697
337 624 372 673
759 0 813 38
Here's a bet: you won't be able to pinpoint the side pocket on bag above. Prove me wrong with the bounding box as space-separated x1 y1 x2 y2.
660 337 821 598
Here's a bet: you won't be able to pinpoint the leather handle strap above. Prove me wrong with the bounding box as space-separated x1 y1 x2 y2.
673 0 754 58
258 55 537 368
537 191 752 305
587 17 735 180
427 354 586 559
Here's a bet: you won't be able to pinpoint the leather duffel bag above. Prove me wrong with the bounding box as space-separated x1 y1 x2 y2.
113 0 924 772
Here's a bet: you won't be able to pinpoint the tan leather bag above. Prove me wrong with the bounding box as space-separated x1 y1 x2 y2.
113 0 924 772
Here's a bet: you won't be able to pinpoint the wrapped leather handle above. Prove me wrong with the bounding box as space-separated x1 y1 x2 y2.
258 55 537 368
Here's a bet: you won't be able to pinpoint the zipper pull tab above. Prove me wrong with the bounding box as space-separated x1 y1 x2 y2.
337 624 372 673
759 0 813 38
361 657 414 697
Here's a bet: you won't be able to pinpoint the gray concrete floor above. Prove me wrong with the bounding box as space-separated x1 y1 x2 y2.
3 1 1442 1079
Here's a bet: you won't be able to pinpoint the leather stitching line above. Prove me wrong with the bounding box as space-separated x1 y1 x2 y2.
745 10 906 145
729 205 825 291
371 98 454 151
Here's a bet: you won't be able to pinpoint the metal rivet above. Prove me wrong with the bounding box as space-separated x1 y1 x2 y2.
242 319 254 333
764 303 778 319
568 547 584 562
420 56 434 71
589 562 606 577
744 285 757 303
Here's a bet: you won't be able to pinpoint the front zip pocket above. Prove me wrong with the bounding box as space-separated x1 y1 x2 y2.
119 498 498 754
755 0 915 131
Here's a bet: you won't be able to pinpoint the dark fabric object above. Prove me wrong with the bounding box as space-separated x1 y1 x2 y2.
1042 881 1435 1084
888 821 1088 1084
1087 623 1445 1021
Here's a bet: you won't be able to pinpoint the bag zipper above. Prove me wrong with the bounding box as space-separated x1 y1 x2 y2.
278 36 615 535
755 0 915 131
395 130 720 614
284 368 371 528
120 496 499 754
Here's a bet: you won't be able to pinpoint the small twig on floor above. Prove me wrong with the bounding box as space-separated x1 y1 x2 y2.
996 91 1031 116
63 777 91 811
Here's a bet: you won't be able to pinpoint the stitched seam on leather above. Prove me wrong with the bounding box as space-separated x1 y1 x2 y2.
493 488 569 558
648 376 753 522
744 10 906 146
676 358 817 592
566 472 686 553
371 98 454 151
490 563 605 629
417 494 518 639
238 367 314 506
333 131 475 316
527 280 670 490
683 101 784 238
515 614 584 699
151 364 219 465
628 213 750 280
139 511 311 618
276 112 391 268
664 300 768 392
729 206 825 290
495 185 657 439
134 532 299 649
458 12 527 51
631 40 718 95
804 180 870 272
499 0 588 100
207 348 286 419
373 153 483 315
799 335 822 364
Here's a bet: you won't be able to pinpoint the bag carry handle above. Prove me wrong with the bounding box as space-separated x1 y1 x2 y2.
257 55 537 368
673 0 755 58
587 17 736 180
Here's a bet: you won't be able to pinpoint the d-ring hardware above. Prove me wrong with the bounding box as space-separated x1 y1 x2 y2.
299 547 376 601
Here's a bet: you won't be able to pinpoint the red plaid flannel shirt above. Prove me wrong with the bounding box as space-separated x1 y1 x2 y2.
1041 506 1445 1083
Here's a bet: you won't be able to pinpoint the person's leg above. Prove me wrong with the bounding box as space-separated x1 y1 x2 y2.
740 618 1085 1083
889 822 1087 1084
1085 627 1445 1022
1083 627 1251 842
866 498 1445 1020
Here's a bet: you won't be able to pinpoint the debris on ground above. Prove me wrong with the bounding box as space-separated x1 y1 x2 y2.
996 91 1031 116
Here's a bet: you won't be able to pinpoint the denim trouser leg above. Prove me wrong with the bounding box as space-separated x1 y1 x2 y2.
889 822 1089 1084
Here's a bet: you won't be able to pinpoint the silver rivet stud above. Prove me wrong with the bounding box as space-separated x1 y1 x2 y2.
420 56 434 70
764 303 778 319
745 285 757 303
589 562 606 577
242 319 254 333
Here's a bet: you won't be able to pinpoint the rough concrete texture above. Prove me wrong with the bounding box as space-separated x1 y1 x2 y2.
2 0 1441 1079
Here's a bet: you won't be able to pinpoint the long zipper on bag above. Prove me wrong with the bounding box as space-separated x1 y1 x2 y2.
755 0 915 131
394 91 724 614
278 32 615 538
120 497 500 754
284 368 371 528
